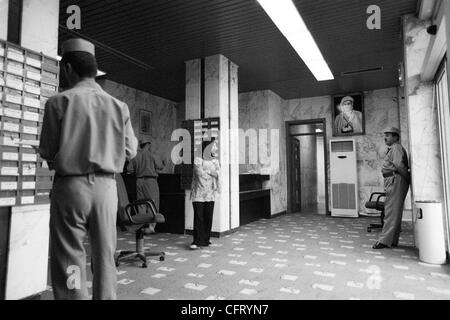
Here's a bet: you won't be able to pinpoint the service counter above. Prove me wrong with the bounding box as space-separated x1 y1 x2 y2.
239 174 271 226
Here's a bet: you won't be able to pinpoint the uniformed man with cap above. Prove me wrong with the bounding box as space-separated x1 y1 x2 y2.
127 137 166 233
38 38 138 299
373 127 410 249
334 96 363 135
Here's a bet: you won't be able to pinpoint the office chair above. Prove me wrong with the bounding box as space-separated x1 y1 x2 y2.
115 174 166 268
365 192 386 233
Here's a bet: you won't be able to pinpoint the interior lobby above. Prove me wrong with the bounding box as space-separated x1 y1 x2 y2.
1 0 450 301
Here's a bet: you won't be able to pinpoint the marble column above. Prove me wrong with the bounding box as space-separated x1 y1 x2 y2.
184 55 240 234
21 0 59 57
398 86 412 212
0 0 8 40
403 14 444 203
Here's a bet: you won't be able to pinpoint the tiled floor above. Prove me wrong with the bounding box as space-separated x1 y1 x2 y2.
42 213 450 300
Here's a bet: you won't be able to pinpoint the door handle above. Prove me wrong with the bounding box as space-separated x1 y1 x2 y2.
338 156 347 159
417 208 423 220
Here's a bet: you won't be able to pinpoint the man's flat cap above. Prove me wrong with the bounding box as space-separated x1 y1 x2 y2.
62 38 95 56
383 127 400 135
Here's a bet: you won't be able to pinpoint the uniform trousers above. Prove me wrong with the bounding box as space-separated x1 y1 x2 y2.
378 174 409 246
49 174 118 300
192 201 215 247
136 177 159 230
136 177 159 210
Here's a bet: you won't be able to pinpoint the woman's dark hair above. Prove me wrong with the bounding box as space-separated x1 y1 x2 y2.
61 51 98 78
201 137 217 158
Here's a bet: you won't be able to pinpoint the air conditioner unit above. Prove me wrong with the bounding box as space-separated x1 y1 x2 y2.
330 139 359 218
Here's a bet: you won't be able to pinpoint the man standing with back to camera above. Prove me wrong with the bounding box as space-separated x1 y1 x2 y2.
127 138 166 233
38 38 138 300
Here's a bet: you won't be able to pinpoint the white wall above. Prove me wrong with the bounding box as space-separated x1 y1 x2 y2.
21 0 59 57
0 0 8 40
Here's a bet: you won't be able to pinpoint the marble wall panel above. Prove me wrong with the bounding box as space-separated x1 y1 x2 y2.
100 79 178 173
403 14 444 204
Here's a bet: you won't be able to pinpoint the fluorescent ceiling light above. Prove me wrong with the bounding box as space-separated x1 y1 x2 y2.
257 0 334 81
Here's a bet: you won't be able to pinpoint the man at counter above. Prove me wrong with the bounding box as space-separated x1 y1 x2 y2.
127 138 166 233
38 38 138 300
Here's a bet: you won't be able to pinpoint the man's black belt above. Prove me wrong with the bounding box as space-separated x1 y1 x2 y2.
383 172 395 178
56 172 116 179
137 176 157 179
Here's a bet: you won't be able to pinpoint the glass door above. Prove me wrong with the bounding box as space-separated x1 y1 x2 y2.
435 58 450 249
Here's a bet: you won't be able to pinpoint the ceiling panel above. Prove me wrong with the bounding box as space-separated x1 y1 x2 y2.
59 0 417 102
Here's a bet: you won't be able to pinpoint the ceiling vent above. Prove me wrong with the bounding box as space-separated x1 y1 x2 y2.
340 66 384 76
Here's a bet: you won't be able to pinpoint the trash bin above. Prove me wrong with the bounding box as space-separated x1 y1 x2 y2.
415 201 447 265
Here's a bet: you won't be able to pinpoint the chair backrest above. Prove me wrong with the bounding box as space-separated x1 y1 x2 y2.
116 173 130 224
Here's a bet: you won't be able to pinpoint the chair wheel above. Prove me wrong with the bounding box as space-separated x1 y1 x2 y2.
160 256 165 262
115 260 120 267
142 263 148 268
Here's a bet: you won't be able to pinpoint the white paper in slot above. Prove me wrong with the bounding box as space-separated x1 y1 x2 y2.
21 196 35 205
23 111 40 122
1 182 18 191
22 126 38 135
17 139 40 147
23 98 41 109
0 47 4 57
2 152 19 161
1 167 19 176
41 84 56 92
3 122 20 132
24 85 40 95
0 198 16 206
3 108 22 119
22 153 37 162
26 58 42 69
7 65 23 76
0 77 5 86
27 71 41 81
7 51 25 62
5 94 22 105
6 78 24 91
22 182 36 190
1 137 19 147
22 167 36 176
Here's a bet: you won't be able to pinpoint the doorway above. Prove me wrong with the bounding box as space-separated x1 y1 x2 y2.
286 119 329 215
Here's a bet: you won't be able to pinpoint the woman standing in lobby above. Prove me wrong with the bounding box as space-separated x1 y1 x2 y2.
190 138 220 250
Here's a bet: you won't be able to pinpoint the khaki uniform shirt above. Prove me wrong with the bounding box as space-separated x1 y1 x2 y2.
127 148 164 178
39 79 138 175
382 142 409 175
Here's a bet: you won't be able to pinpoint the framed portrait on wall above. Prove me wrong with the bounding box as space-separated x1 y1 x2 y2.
332 93 365 136
140 110 152 134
